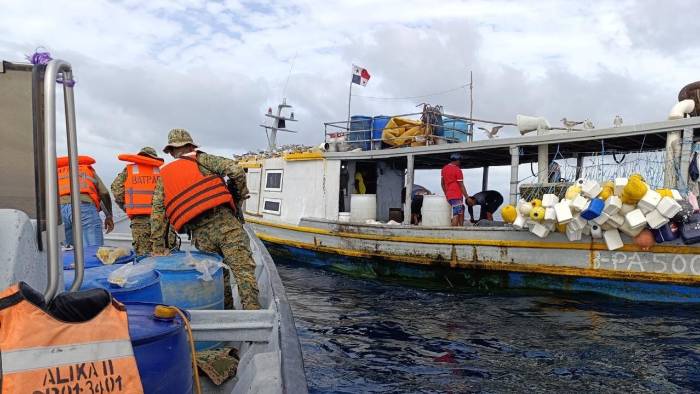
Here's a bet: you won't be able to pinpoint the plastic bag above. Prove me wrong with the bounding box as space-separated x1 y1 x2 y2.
108 261 156 288
183 251 224 282
97 246 129 265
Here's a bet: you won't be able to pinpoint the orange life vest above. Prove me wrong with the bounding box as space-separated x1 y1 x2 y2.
57 155 100 209
118 154 164 218
160 153 235 231
0 283 144 394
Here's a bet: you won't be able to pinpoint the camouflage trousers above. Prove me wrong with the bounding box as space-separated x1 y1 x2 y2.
129 215 152 256
190 207 260 310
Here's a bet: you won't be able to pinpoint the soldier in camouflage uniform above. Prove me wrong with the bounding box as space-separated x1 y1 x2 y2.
150 128 260 310
111 147 163 256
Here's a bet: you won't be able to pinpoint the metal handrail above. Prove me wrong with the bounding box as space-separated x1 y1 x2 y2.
43 59 84 301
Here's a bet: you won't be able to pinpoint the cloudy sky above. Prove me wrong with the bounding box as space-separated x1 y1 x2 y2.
2 0 698 206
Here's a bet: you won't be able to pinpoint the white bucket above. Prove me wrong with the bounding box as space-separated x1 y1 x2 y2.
420 195 452 226
350 194 377 222
338 212 351 222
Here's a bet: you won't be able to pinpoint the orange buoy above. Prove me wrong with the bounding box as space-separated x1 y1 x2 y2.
634 229 655 251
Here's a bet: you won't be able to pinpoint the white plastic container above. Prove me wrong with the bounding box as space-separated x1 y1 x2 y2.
530 222 550 238
581 180 602 199
603 196 622 215
542 194 559 208
350 194 377 222
657 196 682 218
646 209 669 229
625 209 647 229
614 178 628 196
513 214 527 229
590 224 603 239
604 229 624 251
671 189 683 201
554 201 573 224
638 189 662 214
544 207 556 222
608 213 625 229
338 212 351 223
420 195 452 227
566 227 582 241
572 195 588 211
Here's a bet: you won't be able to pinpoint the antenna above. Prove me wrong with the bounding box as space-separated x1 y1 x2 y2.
282 52 298 98
260 98 298 150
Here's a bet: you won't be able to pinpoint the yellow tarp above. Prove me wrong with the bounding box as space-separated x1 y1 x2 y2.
381 117 427 146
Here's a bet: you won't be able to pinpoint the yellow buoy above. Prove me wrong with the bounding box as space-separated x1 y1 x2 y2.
556 223 567 233
530 199 542 208
501 205 518 223
656 188 673 198
622 176 647 204
565 185 581 200
599 186 614 201
529 206 546 221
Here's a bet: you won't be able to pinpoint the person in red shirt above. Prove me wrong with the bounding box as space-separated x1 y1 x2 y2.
441 153 469 226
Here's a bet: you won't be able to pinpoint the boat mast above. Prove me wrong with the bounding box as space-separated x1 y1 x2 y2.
260 98 297 151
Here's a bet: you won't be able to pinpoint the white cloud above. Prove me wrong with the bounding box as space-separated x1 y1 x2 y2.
1 0 699 202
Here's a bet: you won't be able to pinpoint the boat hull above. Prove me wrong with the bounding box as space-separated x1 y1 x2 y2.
248 217 700 303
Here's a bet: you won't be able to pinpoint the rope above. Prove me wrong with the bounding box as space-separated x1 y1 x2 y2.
173 307 202 394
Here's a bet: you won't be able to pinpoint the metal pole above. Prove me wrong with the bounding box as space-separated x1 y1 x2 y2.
63 69 85 293
575 153 583 180
43 59 74 302
509 146 519 205
680 127 693 190
468 71 473 142
664 130 681 188
403 154 414 225
537 144 549 183
482 166 489 191
347 79 353 132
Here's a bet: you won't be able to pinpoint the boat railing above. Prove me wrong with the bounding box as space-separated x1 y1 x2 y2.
42 59 86 301
323 111 475 151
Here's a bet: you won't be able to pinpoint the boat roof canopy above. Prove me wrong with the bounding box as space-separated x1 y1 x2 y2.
324 118 700 170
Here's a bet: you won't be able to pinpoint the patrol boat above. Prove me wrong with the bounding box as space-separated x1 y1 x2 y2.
0 58 307 392
240 96 700 303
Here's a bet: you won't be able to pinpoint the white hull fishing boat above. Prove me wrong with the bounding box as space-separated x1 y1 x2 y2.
241 97 700 303
0 58 307 393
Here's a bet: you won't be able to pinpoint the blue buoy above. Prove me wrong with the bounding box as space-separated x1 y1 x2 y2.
127 303 193 394
62 245 134 269
64 264 163 304
140 252 225 350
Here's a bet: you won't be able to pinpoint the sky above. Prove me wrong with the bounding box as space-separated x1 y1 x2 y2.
2 0 699 211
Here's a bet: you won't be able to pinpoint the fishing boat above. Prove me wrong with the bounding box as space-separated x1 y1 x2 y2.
241 97 700 303
0 58 307 392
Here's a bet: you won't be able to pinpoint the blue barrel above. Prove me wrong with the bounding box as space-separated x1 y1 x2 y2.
140 252 225 350
348 115 372 150
63 245 135 269
127 303 193 394
64 264 163 304
442 118 471 142
371 115 392 141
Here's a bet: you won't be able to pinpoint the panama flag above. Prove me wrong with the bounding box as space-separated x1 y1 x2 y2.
352 64 370 86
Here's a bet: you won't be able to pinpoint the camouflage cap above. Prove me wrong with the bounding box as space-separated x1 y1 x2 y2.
138 146 159 158
163 128 198 153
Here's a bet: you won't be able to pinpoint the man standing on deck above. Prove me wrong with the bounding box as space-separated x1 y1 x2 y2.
441 153 469 227
467 190 504 223
111 147 164 256
150 128 260 310
57 155 114 246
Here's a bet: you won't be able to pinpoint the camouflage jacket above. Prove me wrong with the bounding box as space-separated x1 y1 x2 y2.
59 173 113 217
150 151 249 253
110 168 128 212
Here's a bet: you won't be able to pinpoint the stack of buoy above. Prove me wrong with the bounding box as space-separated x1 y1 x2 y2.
500 174 688 251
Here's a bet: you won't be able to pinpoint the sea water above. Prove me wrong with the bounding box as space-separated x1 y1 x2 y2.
276 258 700 393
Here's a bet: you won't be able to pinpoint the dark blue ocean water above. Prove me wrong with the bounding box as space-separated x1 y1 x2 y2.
275 259 700 393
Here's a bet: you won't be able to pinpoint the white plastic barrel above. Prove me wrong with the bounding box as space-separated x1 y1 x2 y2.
420 195 452 226
338 212 351 222
350 194 377 222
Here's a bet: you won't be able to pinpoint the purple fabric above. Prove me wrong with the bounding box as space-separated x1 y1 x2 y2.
56 75 76 87
27 51 53 65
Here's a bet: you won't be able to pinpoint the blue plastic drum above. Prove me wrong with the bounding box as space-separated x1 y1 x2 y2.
64 264 163 304
127 303 193 394
63 245 135 269
140 252 225 351
348 115 372 150
442 118 471 142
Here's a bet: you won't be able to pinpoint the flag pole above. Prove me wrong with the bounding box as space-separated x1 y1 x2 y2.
347 78 353 132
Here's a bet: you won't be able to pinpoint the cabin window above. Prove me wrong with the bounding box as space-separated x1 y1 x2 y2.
265 170 283 191
262 198 282 215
